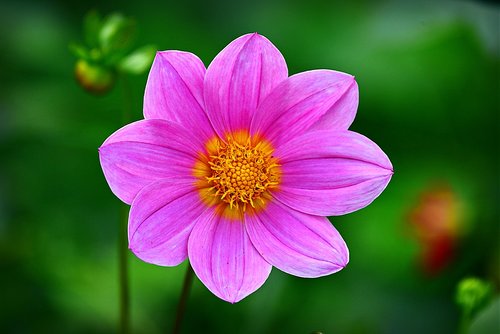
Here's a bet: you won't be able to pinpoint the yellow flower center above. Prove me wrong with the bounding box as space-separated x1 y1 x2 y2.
196 133 280 214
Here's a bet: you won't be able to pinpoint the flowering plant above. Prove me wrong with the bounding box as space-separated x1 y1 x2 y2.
99 33 393 302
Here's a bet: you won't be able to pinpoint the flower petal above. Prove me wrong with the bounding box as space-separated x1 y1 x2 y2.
129 179 204 266
245 201 348 278
309 80 358 132
99 119 204 204
144 51 214 142
188 209 272 303
251 70 357 147
204 33 288 138
273 130 393 216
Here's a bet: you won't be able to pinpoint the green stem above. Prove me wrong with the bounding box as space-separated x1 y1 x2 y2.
458 310 471 334
119 75 132 334
119 204 130 334
173 264 194 334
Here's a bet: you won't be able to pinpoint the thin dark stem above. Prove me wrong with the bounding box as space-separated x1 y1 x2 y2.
119 75 132 334
119 204 130 334
173 263 194 334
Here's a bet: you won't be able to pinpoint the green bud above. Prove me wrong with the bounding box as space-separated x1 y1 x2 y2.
456 277 492 318
74 59 115 95
71 11 152 95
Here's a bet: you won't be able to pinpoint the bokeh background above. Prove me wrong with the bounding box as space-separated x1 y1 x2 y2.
0 0 498 333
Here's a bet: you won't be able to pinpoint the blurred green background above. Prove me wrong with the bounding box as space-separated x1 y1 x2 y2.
0 0 498 333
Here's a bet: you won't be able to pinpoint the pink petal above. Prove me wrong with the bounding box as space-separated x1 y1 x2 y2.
129 179 204 266
309 80 358 132
245 201 348 278
144 51 214 142
99 119 204 204
273 130 393 216
251 70 357 147
204 33 288 138
188 209 272 303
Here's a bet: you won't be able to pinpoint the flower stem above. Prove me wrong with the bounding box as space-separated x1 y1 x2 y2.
119 204 130 334
173 263 194 334
458 310 471 334
119 75 132 334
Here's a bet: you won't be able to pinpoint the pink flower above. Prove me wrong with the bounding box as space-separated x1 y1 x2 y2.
99 33 393 303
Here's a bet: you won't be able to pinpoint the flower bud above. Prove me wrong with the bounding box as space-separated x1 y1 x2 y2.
456 277 492 317
74 59 115 94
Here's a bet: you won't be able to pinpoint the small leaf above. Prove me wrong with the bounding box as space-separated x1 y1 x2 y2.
99 13 136 54
84 10 102 48
118 45 156 75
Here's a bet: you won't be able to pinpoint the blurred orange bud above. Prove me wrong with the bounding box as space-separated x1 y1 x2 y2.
74 59 115 95
408 183 465 275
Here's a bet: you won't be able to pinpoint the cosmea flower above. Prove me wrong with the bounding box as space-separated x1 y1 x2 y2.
99 33 393 303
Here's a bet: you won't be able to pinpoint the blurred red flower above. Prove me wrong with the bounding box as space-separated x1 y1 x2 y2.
409 183 465 275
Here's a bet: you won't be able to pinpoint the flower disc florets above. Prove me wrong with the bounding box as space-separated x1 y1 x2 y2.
206 137 280 211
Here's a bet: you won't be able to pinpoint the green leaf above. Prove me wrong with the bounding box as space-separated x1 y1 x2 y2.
83 10 102 48
98 13 136 55
118 45 156 75
470 297 500 334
